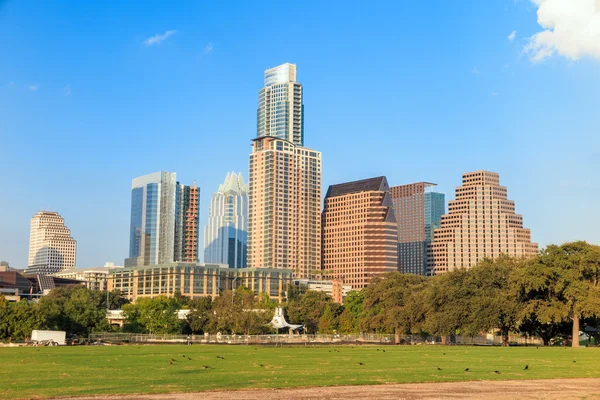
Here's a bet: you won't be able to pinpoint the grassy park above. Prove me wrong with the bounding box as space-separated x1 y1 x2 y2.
1 345 600 399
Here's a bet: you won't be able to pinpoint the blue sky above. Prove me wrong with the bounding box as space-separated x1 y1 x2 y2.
1 0 599 268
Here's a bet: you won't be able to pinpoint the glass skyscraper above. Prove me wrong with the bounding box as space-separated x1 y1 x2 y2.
257 63 304 146
204 172 248 269
127 171 199 266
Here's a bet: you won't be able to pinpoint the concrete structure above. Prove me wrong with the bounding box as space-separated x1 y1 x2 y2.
108 263 292 302
0 261 13 272
174 182 200 263
52 263 123 291
391 183 445 276
204 172 248 269
248 64 321 278
291 278 352 304
257 63 304 146
430 171 538 274
248 137 322 278
127 172 199 267
322 177 398 290
28 211 77 274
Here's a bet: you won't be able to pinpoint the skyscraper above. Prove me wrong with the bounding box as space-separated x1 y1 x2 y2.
127 171 199 266
257 63 304 145
204 172 248 269
174 182 200 263
430 171 538 274
248 63 322 278
321 177 398 290
391 183 445 276
28 211 77 274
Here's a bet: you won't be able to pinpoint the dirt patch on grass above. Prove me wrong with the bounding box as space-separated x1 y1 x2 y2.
57 378 600 400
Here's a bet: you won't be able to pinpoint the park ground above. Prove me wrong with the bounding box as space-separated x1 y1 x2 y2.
1 345 600 399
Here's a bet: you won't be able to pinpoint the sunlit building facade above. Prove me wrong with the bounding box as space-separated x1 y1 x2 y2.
430 171 538 274
27 211 77 274
322 177 398 290
391 183 445 275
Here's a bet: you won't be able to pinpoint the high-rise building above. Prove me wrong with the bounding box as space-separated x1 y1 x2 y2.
127 172 199 267
391 183 445 276
430 171 538 274
28 211 77 274
248 136 322 278
248 63 321 278
204 172 248 269
174 182 200 263
321 177 398 290
257 63 304 146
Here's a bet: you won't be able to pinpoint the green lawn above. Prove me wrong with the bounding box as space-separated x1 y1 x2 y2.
1 345 599 399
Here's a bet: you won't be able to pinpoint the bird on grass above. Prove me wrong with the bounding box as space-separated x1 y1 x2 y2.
524 365 529 370
217 356 225 359
171 358 176 362
259 364 265 367
202 365 211 369
169 361 173 365
494 370 501 374
437 367 442 371
383 350 386 353
464 368 470 372
443 353 446 355
573 360 577 363
377 349 380 351
182 355 186 358
358 362 365 366
187 357 192 361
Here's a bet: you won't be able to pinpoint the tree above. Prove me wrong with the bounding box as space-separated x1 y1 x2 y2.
9 300 43 340
122 296 182 334
465 256 522 346
360 273 427 338
338 291 364 333
285 290 332 333
514 242 600 347
0 295 11 340
187 297 213 334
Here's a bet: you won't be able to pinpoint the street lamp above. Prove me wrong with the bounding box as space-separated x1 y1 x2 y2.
231 276 238 303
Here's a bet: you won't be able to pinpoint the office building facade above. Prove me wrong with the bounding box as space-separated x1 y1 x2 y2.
248 64 322 278
204 172 248 269
391 183 445 275
322 177 398 290
27 211 77 274
127 172 199 267
430 171 538 274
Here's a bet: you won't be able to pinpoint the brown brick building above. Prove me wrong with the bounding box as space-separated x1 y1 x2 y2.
322 177 398 289
430 171 538 274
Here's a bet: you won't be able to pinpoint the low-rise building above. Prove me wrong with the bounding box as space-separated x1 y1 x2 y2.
52 263 123 291
107 263 293 302
291 278 352 303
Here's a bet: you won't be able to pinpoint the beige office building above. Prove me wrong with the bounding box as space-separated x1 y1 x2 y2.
430 171 538 274
248 63 322 278
28 211 77 274
322 177 398 290
248 137 322 278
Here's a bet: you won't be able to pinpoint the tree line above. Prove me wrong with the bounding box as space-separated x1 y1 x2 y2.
1 241 599 347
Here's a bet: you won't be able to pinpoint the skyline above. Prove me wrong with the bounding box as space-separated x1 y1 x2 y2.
1 1 600 268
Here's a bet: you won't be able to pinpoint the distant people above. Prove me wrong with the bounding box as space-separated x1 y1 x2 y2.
186 335 191 345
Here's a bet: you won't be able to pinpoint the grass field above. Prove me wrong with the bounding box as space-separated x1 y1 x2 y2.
1 345 599 399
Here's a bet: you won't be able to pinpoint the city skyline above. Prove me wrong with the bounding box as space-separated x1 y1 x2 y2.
1 1 599 268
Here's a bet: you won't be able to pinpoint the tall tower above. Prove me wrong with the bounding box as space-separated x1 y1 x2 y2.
391 183 445 276
248 63 321 278
430 171 538 274
127 172 177 266
257 63 304 145
28 211 77 274
204 172 248 269
174 182 200 263
322 177 398 290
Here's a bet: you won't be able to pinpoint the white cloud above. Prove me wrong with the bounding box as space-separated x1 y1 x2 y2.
144 30 176 46
204 42 213 53
525 0 600 62
472 66 480 75
508 30 517 41
63 84 71 96
28 84 38 91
